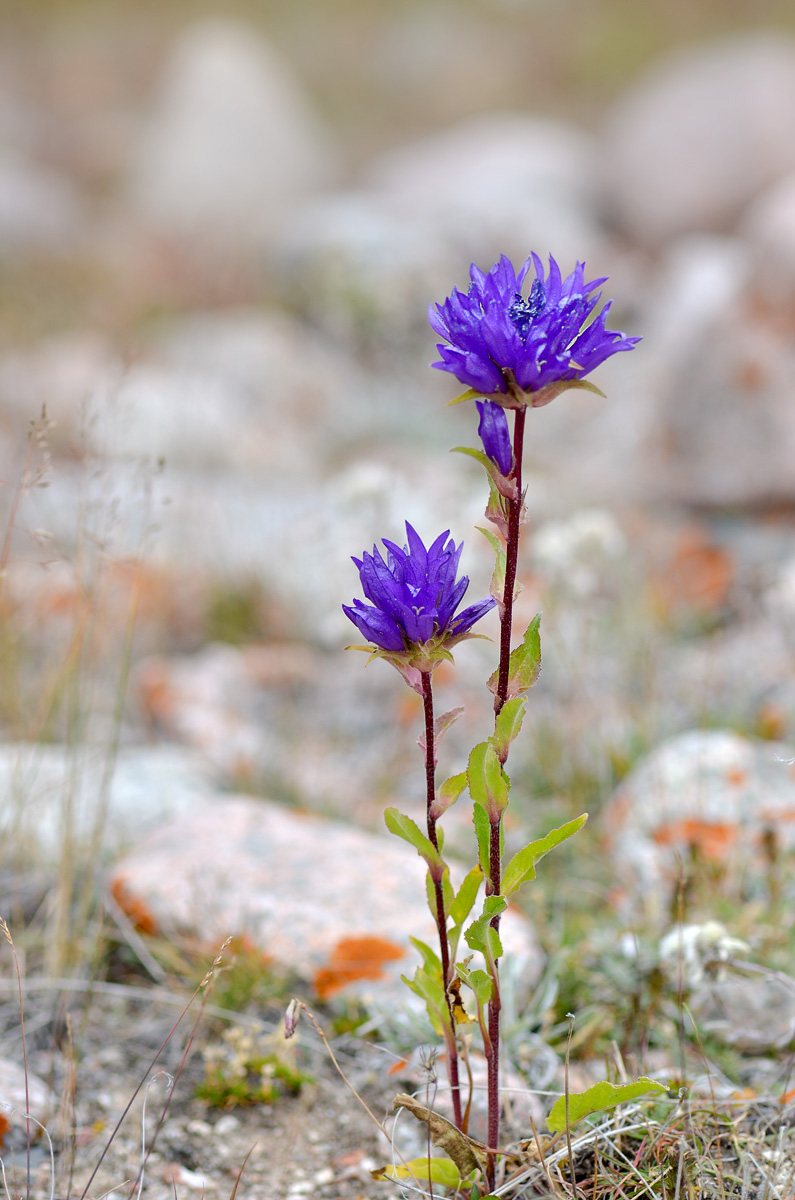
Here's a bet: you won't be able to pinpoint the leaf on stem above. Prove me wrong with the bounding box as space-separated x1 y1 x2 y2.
477 524 508 614
501 814 588 898
472 803 502 885
490 696 527 762
448 865 483 927
546 1077 667 1133
430 770 468 820
456 963 493 1007
452 446 518 500
426 867 454 922
418 707 465 765
464 895 507 964
487 613 541 700
384 808 444 877
467 742 509 822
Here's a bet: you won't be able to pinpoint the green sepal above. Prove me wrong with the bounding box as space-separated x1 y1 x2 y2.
487 613 541 700
467 741 509 822
546 1077 667 1134
373 1158 464 1187
452 446 517 500
491 696 527 762
384 808 444 878
448 864 483 927
447 387 481 406
430 770 467 820
501 814 588 898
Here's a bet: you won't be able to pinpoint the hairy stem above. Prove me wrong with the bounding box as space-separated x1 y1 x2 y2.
421 670 464 1131
486 404 527 1188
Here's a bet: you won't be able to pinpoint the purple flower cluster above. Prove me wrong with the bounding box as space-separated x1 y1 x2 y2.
430 253 640 402
343 522 494 655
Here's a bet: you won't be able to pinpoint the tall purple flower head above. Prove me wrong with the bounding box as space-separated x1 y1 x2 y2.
343 522 495 681
430 253 640 409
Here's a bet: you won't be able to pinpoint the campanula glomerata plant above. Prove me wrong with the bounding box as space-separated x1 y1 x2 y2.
343 253 639 1195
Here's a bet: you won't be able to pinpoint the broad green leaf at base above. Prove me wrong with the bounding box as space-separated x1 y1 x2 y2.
546 1077 668 1133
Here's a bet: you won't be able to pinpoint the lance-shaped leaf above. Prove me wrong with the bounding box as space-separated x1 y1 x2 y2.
467 741 509 823
426 866 454 923
418 707 465 768
457 963 493 1008
372 1157 465 1187
409 936 442 976
448 864 483 927
452 446 517 500
487 613 541 700
384 808 444 878
447 387 482 407
430 770 467 821
465 895 507 966
402 965 449 1039
501 814 588 898
477 525 508 614
491 696 527 763
546 1077 667 1134
472 802 502 886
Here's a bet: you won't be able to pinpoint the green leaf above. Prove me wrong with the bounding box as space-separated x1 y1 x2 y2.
477 526 503 557
464 895 507 963
487 613 541 700
409 937 442 975
448 865 483 926
472 802 491 882
467 742 509 821
546 1077 668 1133
427 867 455 922
373 1157 463 1186
477 525 507 609
457 964 493 1007
501 814 588 898
401 967 447 1037
491 696 527 762
431 771 467 820
384 808 443 873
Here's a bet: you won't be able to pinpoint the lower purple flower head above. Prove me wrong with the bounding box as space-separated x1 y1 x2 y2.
343 523 495 666
430 252 640 404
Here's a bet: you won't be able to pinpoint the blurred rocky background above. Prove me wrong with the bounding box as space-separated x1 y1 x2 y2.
3 0 795 1019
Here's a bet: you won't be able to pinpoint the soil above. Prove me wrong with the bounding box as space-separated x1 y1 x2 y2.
0 981 405 1200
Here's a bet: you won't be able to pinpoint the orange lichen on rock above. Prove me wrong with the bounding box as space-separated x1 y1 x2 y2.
110 877 159 935
653 529 734 615
651 819 738 861
0 1112 9 1148
313 935 405 1000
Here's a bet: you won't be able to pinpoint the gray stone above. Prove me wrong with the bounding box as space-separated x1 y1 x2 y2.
601 33 795 245
0 742 219 864
108 795 544 999
0 148 86 255
366 112 602 268
126 19 333 255
647 252 795 504
606 730 795 905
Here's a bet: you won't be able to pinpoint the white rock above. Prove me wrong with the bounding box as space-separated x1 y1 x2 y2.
109 795 544 997
601 33 795 244
126 19 332 255
606 730 795 903
0 1056 56 1130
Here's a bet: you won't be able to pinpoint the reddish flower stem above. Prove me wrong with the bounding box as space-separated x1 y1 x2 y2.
485 404 527 1189
421 670 464 1131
